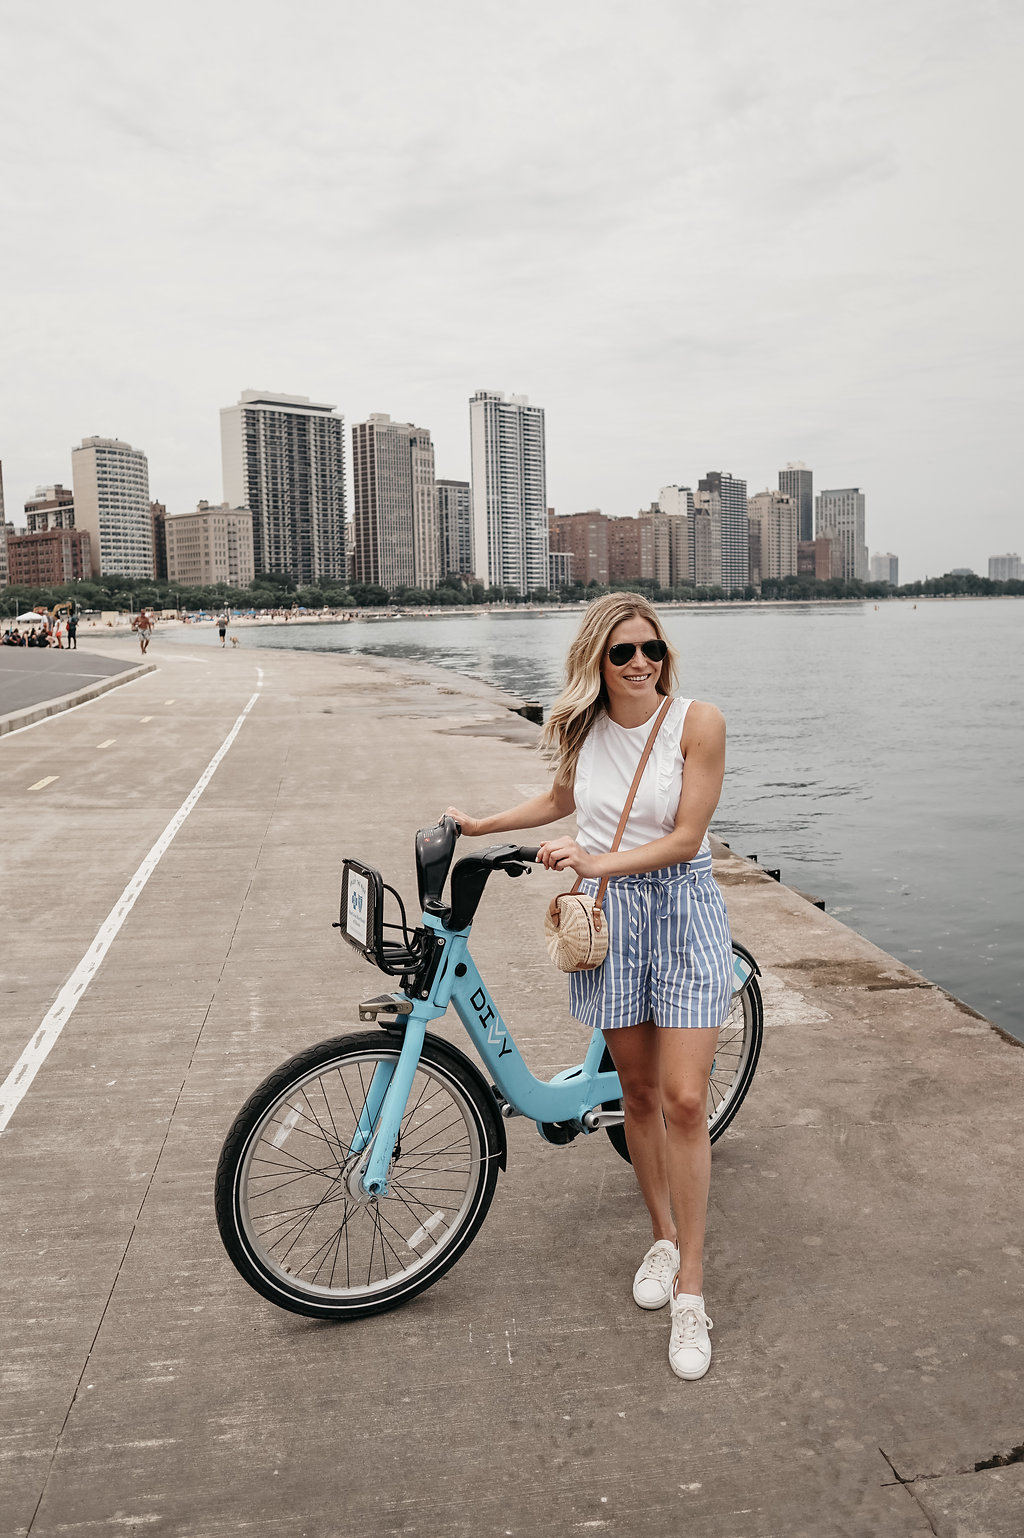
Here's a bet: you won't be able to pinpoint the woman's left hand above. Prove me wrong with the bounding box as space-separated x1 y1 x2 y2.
537 837 602 878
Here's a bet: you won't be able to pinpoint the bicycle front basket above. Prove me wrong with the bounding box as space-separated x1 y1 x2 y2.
339 858 385 961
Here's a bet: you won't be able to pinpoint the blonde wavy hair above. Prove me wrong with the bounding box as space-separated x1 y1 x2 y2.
541 592 678 786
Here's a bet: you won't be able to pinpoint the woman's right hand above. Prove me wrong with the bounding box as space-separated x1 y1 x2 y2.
443 806 484 838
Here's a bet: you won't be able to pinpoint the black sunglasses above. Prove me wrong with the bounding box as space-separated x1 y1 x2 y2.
607 638 668 667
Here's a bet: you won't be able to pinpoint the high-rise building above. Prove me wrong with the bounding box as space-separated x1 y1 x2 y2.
689 499 723 589
870 552 899 585
697 472 748 592
816 488 868 581
636 507 672 588
351 414 438 590
25 485 75 532
747 491 798 585
658 486 693 586
548 510 609 586
220 390 347 585
988 553 1021 581
607 517 644 584
71 437 152 577
7 528 93 585
165 502 255 588
0 461 8 586
436 480 474 577
779 463 814 544
469 391 547 594
151 501 168 579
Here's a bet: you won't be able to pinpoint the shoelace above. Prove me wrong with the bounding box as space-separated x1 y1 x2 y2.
640 1246 678 1286
671 1304 714 1346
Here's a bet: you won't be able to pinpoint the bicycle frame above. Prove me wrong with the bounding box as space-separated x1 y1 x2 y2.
352 916 759 1199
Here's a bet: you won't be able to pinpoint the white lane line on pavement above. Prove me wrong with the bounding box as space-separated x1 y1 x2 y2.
97 739 116 749
28 775 59 791
0 690 261 1137
139 716 153 722
164 698 176 704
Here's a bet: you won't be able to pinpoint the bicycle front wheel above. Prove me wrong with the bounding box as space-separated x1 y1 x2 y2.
603 973 764 1161
215 1031 503 1320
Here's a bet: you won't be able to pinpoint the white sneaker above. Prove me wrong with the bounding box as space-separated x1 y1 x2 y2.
668 1292 713 1380
632 1240 680 1310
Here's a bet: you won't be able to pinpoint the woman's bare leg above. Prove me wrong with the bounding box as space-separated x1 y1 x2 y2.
657 1026 719 1296
602 1023 675 1242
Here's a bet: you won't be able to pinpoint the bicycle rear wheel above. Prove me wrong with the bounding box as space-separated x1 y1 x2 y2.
604 973 763 1161
215 1031 503 1319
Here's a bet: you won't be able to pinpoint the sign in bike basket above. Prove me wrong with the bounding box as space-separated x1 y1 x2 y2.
346 871 368 948
338 859 385 961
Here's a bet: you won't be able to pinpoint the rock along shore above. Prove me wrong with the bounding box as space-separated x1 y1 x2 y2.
1 641 1020 1538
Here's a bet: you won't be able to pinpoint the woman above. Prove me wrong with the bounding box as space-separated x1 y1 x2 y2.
446 592 732 1381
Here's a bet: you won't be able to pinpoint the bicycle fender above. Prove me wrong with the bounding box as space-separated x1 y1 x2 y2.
732 941 761 995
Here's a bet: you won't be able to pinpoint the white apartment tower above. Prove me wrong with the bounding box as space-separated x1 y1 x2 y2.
469 391 548 594
71 437 152 577
351 415 438 591
988 553 1021 581
436 480 474 577
220 390 347 585
816 488 868 581
870 552 900 585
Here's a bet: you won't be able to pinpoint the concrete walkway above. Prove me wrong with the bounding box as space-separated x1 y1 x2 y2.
0 645 155 736
0 644 1020 1538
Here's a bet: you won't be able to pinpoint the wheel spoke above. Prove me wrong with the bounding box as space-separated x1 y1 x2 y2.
223 1040 496 1314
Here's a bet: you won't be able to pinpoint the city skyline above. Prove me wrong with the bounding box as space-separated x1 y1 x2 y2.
2 3 1019 587
2 381 1006 587
6 392 1017 590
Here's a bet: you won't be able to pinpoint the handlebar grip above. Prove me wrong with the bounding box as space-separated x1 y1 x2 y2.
518 846 540 862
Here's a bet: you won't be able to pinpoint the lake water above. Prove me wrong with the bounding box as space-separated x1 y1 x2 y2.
173 601 1024 1042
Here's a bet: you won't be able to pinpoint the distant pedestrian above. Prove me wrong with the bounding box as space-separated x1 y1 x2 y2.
67 613 78 649
135 611 154 655
218 615 228 647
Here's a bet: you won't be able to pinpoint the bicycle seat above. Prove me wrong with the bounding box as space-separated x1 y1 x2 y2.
415 816 461 915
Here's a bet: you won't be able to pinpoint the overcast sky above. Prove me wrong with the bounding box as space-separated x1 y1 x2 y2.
2 0 1021 582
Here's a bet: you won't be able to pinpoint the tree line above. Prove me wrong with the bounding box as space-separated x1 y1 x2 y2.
3 568 1022 617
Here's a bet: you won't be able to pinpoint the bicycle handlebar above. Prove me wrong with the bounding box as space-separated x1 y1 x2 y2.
414 817 541 932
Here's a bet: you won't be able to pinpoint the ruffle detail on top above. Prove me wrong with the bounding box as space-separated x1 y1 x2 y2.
652 696 689 820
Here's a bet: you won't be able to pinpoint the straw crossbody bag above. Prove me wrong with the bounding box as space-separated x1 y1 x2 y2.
543 696 673 973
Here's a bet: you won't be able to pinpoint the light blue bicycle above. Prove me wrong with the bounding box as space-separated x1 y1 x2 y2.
215 816 763 1319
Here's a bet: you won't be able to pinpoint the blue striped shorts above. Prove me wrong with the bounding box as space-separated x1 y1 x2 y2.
568 850 733 1031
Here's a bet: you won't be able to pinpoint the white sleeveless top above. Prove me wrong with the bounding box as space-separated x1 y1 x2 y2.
574 696 708 856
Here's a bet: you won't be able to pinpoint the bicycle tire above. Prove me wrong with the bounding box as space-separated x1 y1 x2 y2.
603 973 764 1162
215 1030 503 1320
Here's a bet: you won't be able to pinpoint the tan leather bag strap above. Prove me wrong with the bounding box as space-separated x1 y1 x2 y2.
568 694 674 917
